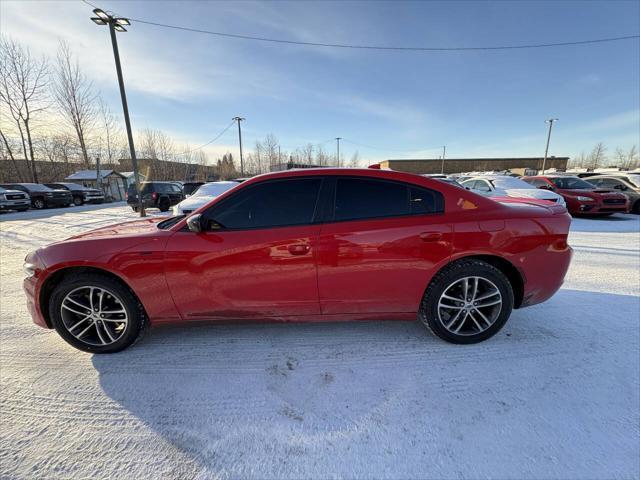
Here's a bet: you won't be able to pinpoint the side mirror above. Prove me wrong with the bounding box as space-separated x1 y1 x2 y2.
186 213 203 233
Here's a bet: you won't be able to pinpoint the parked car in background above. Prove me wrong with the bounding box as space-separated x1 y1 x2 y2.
45 183 104 206
461 176 566 207
433 177 467 189
0 186 31 212
523 175 628 216
172 181 239 215
182 182 205 197
585 174 640 214
126 181 184 212
0 183 72 209
24 168 573 353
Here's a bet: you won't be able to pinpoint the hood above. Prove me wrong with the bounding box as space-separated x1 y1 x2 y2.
66 217 164 241
498 188 562 202
561 189 623 199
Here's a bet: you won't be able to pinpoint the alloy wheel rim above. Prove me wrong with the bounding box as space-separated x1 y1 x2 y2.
60 286 128 346
437 276 502 336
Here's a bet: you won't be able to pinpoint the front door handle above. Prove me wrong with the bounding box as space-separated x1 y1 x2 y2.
288 244 311 255
420 232 443 242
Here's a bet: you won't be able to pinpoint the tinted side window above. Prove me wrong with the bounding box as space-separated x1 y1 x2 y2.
208 178 322 229
335 178 408 221
410 186 444 214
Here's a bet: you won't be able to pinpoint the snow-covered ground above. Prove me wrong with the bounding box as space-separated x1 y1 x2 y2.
1 205 639 479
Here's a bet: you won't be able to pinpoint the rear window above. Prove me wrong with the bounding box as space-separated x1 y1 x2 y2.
334 178 443 221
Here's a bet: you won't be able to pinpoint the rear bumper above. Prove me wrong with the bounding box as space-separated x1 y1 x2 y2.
520 245 573 308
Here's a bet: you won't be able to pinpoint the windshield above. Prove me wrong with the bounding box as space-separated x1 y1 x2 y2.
549 177 594 189
489 177 535 189
193 182 237 197
625 174 640 188
63 183 90 190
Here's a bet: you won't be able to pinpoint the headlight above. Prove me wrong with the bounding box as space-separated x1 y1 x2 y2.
576 196 595 202
45 192 54 196
0 194 5 201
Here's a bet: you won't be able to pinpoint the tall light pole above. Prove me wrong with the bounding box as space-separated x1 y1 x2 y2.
335 137 342 167
90 9 145 217
440 145 447 174
542 118 558 175
233 117 245 176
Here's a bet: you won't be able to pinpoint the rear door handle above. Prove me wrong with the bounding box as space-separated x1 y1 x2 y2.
420 232 443 242
288 244 311 255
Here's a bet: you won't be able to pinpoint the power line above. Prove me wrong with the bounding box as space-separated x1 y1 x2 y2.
127 18 638 52
175 120 236 156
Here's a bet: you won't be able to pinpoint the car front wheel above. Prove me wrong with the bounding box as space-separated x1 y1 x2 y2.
73 197 83 206
33 198 45 209
419 259 514 344
49 274 146 353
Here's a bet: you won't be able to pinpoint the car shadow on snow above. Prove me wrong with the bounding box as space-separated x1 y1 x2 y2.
90 289 640 478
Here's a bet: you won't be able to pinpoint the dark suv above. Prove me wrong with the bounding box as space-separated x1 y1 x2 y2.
0 183 72 209
45 183 104 206
127 182 184 212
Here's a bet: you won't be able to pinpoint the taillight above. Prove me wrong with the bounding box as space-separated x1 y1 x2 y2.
152 192 158 200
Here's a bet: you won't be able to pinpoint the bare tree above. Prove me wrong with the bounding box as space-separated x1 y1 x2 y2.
0 128 25 181
347 150 361 168
98 97 123 165
588 142 607 169
0 37 49 182
54 41 97 169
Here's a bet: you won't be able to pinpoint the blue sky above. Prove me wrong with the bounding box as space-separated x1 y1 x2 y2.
2 0 639 163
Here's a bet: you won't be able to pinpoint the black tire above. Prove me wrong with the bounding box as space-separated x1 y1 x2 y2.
632 200 640 215
73 196 83 206
131 206 139 212
49 273 146 353
33 198 45 209
158 197 170 212
418 259 514 344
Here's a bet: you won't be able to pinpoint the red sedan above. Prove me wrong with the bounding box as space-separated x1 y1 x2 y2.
23 168 573 353
523 175 629 216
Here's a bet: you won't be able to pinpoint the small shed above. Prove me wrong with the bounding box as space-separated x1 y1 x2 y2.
65 169 127 201
120 171 148 189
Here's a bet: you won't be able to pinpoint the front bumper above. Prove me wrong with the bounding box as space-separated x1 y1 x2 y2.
0 200 30 210
84 195 105 204
576 203 628 214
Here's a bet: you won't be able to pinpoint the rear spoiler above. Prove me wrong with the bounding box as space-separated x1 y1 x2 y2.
495 197 568 215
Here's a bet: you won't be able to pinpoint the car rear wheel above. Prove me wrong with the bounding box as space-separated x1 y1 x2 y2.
49 274 146 353
73 196 83 206
158 197 170 212
33 198 45 209
419 259 514 344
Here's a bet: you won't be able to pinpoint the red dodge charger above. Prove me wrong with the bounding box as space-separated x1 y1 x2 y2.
23 168 573 353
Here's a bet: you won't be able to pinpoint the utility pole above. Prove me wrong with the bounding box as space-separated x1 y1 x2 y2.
336 137 342 167
233 117 245 176
91 8 145 216
440 145 447 174
542 118 558 175
96 155 102 196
